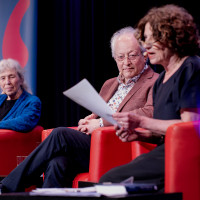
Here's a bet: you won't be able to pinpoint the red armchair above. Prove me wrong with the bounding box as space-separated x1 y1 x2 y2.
0 125 43 177
72 127 156 187
41 126 156 187
165 121 200 200
42 122 200 200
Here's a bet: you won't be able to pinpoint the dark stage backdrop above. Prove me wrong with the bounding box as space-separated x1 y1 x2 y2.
36 0 200 129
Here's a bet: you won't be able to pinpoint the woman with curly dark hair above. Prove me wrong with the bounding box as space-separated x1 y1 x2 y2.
100 4 200 192
136 4 200 58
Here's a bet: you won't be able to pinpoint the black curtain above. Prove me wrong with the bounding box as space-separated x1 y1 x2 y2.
36 0 200 129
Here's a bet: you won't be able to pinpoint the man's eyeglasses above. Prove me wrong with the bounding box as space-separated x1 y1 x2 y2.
115 53 141 62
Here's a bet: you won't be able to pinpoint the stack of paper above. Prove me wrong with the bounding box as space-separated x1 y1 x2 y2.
30 187 100 197
30 183 158 197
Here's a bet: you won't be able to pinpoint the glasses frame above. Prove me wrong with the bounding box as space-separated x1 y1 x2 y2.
115 52 142 62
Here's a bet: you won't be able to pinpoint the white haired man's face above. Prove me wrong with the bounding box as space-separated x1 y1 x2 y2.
114 34 146 84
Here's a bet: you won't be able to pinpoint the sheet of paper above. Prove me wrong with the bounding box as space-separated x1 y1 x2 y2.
30 186 126 197
30 182 158 197
63 79 118 125
95 185 128 197
30 187 101 197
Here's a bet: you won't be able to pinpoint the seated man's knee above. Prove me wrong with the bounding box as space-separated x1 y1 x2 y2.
50 127 72 139
46 156 68 171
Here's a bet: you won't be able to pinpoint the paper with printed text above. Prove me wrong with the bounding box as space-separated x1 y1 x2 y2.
63 79 118 125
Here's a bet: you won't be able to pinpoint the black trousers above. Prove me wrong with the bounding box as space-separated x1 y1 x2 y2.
2 127 91 192
99 144 165 190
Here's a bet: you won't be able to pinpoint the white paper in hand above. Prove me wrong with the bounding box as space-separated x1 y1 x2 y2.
63 79 118 126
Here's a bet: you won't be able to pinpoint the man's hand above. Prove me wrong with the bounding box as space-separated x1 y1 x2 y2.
78 114 100 135
78 114 96 126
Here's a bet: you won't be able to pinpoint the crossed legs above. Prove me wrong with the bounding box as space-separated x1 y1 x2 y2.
1 127 91 192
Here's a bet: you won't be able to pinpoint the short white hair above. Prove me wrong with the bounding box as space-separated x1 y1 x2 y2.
110 26 145 58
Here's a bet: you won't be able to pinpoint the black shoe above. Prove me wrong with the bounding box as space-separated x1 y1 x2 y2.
0 183 2 194
0 183 9 194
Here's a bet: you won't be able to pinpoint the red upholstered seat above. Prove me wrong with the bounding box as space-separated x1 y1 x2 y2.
41 122 200 200
0 125 43 176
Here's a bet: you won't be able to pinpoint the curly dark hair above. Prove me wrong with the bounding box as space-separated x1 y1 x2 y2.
136 4 200 58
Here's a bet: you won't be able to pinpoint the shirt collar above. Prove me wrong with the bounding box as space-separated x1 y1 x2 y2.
117 64 148 85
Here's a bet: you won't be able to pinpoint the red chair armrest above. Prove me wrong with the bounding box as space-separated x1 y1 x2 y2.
41 127 78 141
88 126 132 182
41 129 54 141
165 121 200 200
131 141 157 160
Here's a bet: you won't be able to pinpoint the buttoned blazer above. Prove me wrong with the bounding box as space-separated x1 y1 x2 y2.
97 67 159 126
